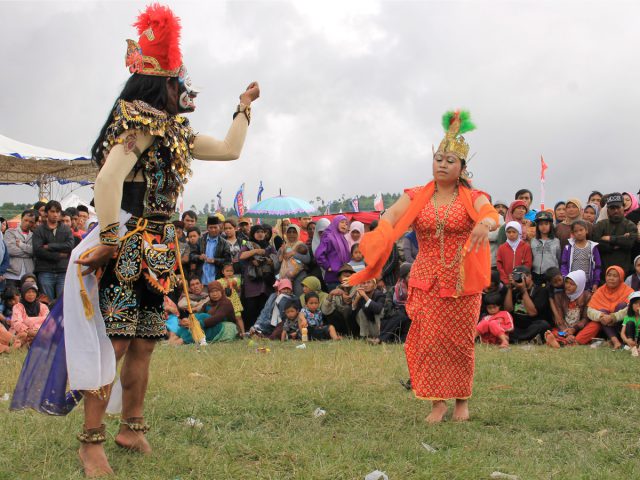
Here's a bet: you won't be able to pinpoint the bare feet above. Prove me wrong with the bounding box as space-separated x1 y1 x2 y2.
611 338 622 350
78 443 114 478
452 399 470 422
114 426 152 454
426 400 448 424
544 331 560 349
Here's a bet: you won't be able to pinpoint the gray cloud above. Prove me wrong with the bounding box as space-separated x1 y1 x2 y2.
1 0 638 211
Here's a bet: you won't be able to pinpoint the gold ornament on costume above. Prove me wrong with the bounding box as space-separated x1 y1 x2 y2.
437 110 476 161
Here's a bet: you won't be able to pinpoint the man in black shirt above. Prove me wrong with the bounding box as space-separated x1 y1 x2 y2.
504 265 552 343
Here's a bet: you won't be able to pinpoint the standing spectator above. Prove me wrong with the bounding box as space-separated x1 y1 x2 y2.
372 262 412 344
32 201 74 301
33 201 46 225
218 264 244 337
348 243 366 272
503 266 552 343
200 216 231 284
492 200 508 220
530 211 561 285
488 205 506 268
587 191 603 206
514 188 534 211
315 215 351 290
75 204 90 231
556 198 589 249
239 225 276 330
369 219 400 288
346 221 364 249
401 229 419 264
60 211 80 247
298 216 312 244
592 193 638 280
182 210 198 231
623 192 639 218
582 203 599 224
223 219 243 273
553 201 567 225
496 222 533 285
236 218 252 243
496 200 528 245
184 226 204 279
4 215 35 293
0 232 8 299
560 220 602 292
276 224 310 296
578 266 634 348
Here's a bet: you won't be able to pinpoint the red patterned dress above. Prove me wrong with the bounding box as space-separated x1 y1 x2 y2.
404 186 482 400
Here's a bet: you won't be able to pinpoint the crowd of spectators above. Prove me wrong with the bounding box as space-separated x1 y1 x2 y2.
1 188 640 354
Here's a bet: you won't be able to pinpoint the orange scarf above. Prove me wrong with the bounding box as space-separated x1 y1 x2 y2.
348 181 499 296
588 266 634 313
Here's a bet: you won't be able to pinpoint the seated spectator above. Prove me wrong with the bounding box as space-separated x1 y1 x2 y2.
280 298 303 341
496 200 528 245
299 292 340 341
239 225 277 330
11 283 49 345
545 270 591 347
0 321 24 353
621 292 640 356
560 220 602 292
184 226 204 279
276 224 310 296
553 201 566 225
0 286 20 329
530 211 561 285
496 222 533 285
218 263 245 337
475 291 514 349
251 278 294 338
299 276 327 308
321 264 356 336
371 262 412 344
177 277 210 313
583 203 599 224
352 278 385 339
315 215 351 290
369 219 400 288
504 266 552 343
624 255 640 290
346 221 364 249
348 243 365 273
577 266 634 347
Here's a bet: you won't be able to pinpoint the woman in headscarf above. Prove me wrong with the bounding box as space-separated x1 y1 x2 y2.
239 225 277 330
582 203 600 224
553 201 566 225
496 200 528 245
314 215 351 290
623 192 639 217
276 224 310 296
346 221 365 249
10 283 49 345
299 276 327 308
311 218 331 256
200 281 238 342
251 278 294 338
576 266 634 347
496 221 533 285
545 270 591 347
625 255 640 290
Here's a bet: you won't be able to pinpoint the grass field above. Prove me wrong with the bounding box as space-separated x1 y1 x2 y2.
1 340 640 480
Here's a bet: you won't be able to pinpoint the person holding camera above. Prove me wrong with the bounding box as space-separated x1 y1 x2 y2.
321 264 358 336
503 265 552 343
239 225 276 330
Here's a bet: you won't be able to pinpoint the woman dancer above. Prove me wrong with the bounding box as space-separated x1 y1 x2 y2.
348 111 498 423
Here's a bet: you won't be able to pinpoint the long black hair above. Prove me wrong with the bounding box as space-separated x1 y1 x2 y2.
90 74 176 166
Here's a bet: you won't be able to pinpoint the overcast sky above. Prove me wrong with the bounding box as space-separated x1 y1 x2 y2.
1 0 639 212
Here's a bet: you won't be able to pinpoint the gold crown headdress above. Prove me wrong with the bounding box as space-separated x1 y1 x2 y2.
437 110 476 161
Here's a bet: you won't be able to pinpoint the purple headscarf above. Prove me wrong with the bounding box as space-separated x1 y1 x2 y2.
315 215 350 265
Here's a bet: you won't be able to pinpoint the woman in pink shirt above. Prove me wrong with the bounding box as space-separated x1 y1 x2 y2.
11 283 49 344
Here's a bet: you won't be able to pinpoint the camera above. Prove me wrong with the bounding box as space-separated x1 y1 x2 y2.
512 272 524 283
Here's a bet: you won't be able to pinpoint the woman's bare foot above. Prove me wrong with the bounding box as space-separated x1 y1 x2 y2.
544 331 560 349
611 338 622 350
426 400 448 424
114 426 152 454
452 399 470 422
78 443 114 478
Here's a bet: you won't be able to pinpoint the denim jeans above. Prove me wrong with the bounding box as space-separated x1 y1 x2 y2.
37 272 65 300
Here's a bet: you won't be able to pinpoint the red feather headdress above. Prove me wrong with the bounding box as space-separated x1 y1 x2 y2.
125 4 183 77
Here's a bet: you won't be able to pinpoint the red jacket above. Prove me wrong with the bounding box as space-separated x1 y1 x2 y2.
496 241 533 285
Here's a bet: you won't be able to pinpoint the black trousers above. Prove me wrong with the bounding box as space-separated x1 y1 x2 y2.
379 308 411 343
509 318 551 343
326 311 359 337
242 293 268 330
624 322 639 342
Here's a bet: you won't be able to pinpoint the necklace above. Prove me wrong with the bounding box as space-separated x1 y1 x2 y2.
432 187 464 270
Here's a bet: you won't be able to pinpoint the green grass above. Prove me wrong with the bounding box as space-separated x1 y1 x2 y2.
2 340 640 479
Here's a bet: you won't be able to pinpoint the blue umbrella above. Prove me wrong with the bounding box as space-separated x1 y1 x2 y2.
246 194 317 219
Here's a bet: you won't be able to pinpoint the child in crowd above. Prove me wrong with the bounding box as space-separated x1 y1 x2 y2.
496 221 533 285
625 255 640 291
11 283 49 346
545 270 591 348
530 211 561 285
496 200 529 245
218 263 244 336
184 226 204 279
0 286 20 329
475 292 514 349
348 243 366 273
621 292 640 356
560 220 601 292
281 299 302 341
300 292 340 341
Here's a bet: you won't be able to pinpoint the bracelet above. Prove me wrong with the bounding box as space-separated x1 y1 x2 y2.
99 222 120 246
233 103 251 125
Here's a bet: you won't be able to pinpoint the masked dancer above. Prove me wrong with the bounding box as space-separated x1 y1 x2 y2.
12 4 259 477
347 111 498 423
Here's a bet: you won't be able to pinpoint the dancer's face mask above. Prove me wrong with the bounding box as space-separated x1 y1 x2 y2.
176 65 199 113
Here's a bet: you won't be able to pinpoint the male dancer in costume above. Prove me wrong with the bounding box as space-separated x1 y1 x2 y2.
12 4 259 477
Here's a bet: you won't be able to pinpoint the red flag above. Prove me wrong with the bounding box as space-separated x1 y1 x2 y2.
540 156 548 181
